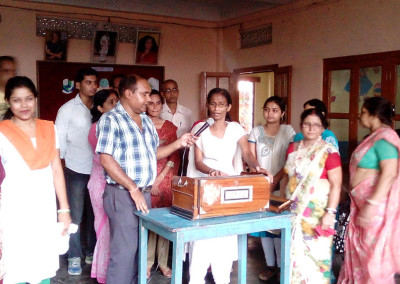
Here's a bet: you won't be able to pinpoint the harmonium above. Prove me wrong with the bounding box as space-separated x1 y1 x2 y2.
171 174 270 220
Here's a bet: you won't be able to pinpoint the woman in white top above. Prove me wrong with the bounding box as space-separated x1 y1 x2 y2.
0 76 71 284
248 96 295 281
189 88 272 284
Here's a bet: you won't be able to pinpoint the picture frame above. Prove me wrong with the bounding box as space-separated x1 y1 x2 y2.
44 30 68 61
135 30 160 65
92 31 118 64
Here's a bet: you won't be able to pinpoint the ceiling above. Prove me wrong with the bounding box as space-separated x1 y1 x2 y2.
26 0 303 21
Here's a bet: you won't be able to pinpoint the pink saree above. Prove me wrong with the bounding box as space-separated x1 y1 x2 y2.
87 123 109 284
338 127 400 284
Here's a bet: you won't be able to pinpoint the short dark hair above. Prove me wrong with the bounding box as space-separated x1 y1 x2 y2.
0 56 15 67
110 73 125 88
263 96 286 112
118 74 143 97
303 99 327 114
161 79 178 91
150 89 164 104
300 108 328 129
90 89 118 123
363 96 394 126
3 76 37 120
74 68 98 83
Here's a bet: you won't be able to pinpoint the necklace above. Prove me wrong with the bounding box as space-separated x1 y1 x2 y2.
294 136 322 171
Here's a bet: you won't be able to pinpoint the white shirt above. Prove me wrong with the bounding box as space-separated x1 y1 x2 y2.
55 94 93 174
160 103 192 138
196 122 245 175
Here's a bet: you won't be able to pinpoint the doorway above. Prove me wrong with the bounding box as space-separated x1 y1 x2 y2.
199 65 292 132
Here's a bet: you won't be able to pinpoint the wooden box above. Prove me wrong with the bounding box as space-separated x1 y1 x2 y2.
171 174 270 220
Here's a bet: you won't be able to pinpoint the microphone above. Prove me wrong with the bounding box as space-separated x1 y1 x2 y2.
193 118 215 137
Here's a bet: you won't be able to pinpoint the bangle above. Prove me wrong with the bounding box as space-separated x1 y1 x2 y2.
325 208 337 215
366 199 380 206
167 161 174 168
57 209 70 214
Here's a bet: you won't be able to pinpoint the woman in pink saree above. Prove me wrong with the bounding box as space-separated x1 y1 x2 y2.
87 89 118 283
338 97 400 283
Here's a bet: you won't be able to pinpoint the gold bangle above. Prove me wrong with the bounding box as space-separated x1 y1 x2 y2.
57 209 70 214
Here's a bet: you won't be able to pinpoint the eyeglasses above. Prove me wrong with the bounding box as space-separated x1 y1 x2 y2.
208 102 228 108
302 122 323 129
163 88 179 94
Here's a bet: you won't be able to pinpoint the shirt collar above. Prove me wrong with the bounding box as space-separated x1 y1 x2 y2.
74 93 93 109
163 103 183 114
74 93 83 105
115 101 147 118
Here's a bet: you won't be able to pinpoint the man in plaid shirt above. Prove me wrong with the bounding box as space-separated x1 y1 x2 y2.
96 75 195 284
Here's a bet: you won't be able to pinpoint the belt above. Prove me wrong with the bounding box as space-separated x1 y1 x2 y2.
107 183 152 193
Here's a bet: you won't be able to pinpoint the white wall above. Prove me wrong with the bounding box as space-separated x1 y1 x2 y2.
221 0 400 130
2 0 400 127
0 4 219 121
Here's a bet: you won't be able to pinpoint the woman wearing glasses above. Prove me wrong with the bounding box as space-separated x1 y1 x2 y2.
248 96 295 281
188 88 272 284
281 108 342 283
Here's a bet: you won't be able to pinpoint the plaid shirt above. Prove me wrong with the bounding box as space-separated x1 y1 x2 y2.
96 102 159 187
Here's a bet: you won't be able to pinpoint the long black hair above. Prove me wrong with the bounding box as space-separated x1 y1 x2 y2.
3 76 37 120
90 89 118 123
206 88 232 121
137 35 158 53
363 96 395 126
300 108 329 129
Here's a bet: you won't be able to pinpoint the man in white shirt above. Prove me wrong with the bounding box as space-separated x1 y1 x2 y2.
160 79 193 138
55 68 98 276
160 79 193 175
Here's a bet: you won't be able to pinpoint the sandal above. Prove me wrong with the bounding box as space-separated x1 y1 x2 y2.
159 266 172 278
259 267 277 281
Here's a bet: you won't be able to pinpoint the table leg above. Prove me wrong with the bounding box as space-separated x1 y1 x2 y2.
280 224 291 284
237 234 247 284
171 234 184 284
138 219 148 284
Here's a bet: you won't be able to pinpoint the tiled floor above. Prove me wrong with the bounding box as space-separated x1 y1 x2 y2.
51 236 280 284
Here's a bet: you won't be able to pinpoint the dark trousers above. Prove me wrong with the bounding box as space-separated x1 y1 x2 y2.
103 184 151 284
65 167 96 259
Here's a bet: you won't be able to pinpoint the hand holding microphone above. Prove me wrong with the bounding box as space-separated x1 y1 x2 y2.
193 118 215 137
178 118 215 148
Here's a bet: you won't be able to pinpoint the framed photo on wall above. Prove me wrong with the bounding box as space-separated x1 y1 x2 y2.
44 30 67 61
135 31 160 65
92 31 118 63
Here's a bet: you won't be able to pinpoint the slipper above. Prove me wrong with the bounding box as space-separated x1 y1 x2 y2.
159 266 172 278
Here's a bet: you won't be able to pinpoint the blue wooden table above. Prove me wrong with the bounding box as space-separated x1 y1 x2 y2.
135 208 292 284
